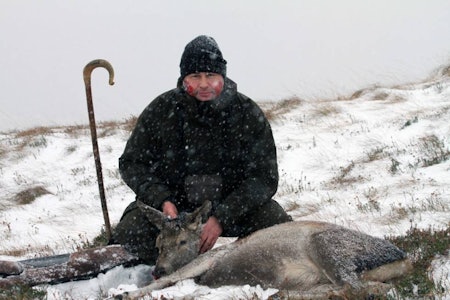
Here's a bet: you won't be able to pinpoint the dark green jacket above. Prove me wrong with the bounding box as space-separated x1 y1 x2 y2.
119 78 278 228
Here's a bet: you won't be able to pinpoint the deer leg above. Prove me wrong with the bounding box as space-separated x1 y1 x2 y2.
116 245 237 300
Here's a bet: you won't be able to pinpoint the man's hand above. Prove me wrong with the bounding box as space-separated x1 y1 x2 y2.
199 216 223 254
162 201 178 219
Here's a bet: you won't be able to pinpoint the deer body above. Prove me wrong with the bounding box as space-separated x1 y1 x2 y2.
198 221 331 289
116 201 412 299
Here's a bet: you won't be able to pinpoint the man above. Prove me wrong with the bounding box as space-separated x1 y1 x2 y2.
111 35 291 264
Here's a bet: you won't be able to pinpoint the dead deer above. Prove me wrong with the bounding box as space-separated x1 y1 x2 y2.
114 201 412 299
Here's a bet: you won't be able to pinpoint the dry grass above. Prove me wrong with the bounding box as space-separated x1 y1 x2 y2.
346 85 379 100
262 97 303 120
311 102 340 117
0 243 55 257
122 115 138 132
417 134 450 167
389 226 450 298
12 127 52 152
283 200 301 212
12 186 52 205
364 146 387 162
439 64 450 77
371 91 390 101
63 124 89 137
0 144 5 161
14 126 54 138
327 161 366 188
6 116 137 142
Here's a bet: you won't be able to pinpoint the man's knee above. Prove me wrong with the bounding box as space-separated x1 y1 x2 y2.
110 202 159 264
256 199 292 224
230 200 291 237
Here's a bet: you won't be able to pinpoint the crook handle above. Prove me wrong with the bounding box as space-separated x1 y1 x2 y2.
83 59 115 87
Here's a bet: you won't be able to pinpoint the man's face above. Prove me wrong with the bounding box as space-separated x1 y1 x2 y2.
183 72 224 101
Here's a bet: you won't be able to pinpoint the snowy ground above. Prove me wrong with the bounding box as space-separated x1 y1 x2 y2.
1 65 449 299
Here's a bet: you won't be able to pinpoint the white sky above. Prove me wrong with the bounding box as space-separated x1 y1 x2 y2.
1 0 450 132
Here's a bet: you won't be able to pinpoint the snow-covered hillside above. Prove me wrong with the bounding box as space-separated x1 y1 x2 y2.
0 65 449 299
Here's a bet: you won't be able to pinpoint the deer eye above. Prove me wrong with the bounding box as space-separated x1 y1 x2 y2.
179 240 187 246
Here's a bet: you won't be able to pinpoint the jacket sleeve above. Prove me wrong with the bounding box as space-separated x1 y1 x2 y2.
118 97 175 209
213 97 279 226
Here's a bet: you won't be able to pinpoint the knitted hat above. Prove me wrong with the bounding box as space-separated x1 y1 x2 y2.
180 35 227 79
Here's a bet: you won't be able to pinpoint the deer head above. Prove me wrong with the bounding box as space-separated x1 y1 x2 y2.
137 201 211 277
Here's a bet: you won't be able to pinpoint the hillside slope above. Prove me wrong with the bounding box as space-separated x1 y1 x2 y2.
0 65 449 298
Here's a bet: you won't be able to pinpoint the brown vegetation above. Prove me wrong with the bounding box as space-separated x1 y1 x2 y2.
12 186 52 205
262 96 303 120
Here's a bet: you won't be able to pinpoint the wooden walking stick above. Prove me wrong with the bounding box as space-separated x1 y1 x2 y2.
83 59 114 241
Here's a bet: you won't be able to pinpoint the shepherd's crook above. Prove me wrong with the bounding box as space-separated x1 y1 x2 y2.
83 59 114 241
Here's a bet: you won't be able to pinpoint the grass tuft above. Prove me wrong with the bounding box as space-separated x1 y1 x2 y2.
389 226 450 298
263 97 303 120
12 186 52 205
0 284 46 300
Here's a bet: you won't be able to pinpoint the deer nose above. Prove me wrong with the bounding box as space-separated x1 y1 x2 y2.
152 266 166 279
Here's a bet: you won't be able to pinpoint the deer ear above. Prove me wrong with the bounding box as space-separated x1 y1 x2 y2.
137 201 165 230
186 201 212 228
194 201 212 221
187 214 202 231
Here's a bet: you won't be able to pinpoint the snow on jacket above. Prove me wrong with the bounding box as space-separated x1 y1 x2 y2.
119 78 278 228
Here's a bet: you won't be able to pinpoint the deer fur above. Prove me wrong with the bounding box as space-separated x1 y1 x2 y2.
115 201 412 299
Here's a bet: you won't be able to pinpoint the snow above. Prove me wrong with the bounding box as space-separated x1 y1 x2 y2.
1 65 450 299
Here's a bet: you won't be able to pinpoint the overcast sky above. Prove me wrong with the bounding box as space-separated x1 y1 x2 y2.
1 0 449 132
